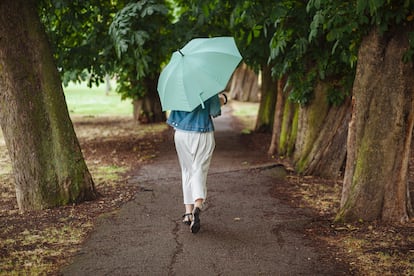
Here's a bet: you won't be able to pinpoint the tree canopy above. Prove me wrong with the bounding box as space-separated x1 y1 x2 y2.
303 0 414 103
108 0 172 100
39 0 127 86
39 0 414 104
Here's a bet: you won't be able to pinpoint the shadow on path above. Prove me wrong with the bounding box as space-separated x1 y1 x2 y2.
62 106 351 275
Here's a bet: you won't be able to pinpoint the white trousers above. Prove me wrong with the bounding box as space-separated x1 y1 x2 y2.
174 130 215 205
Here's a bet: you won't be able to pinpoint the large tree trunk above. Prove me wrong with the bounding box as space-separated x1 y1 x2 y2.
254 64 277 133
337 26 414 223
293 82 351 178
0 0 97 211
133 77 165 123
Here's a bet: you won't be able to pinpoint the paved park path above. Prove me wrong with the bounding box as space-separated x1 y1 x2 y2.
62 105 351 275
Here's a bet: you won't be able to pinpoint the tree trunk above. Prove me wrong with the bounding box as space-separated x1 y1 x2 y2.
255 64 277 132
133 77 165 123
105 74 112 96
0 0 97 211
293 82 351 178
268 77 286 156
229 63 259 102
338 26 414 223
279 98 299 158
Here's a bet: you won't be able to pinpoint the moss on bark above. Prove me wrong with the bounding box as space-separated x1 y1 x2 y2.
338 26 414 223
0 0 97 211
255 65 277 133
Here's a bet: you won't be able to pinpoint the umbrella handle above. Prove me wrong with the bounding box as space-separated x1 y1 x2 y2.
198 94 205 109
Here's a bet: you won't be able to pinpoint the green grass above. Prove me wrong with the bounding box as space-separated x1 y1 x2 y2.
63 82 132 116
231 101 259 117
230 101 259 132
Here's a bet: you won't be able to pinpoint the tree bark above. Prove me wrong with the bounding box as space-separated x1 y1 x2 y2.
268 77 286 156
338 26 414 223
0 0 97 211
278 98 299 158
133 77 165 123
254 64 277 132
229 63 259 102
293 82 351 178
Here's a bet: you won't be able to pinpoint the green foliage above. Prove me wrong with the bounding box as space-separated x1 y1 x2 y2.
171 0 235 44
230 0 280 71
266 0 414 106
109 1 168 78
173 0 349 105
355 0 414 33
39 0 128 87
309 0 414 62
40 0 173 101
307 1 363 66
172 0 278 72
355 0 414 63
39 0 414 106
268 0 329 105
108 0 172 100
325 75 354 106
403 31 414 62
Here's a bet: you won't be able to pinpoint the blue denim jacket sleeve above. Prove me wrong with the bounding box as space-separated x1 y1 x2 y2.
166 95 221 132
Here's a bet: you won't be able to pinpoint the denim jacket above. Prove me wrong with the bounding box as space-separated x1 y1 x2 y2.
167 95 221 132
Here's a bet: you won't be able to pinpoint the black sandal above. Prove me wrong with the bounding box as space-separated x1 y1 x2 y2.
190 207 201 234
182 213 192 225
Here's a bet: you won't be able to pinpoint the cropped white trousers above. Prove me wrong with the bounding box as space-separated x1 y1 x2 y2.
174 130 215 205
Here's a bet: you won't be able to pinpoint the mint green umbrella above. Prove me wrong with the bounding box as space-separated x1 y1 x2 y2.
157 36 242 112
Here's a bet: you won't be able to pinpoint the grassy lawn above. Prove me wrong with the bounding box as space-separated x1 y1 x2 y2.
63 82 133 117
230 101 259 132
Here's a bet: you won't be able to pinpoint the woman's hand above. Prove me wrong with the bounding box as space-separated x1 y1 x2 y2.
219 93 228 106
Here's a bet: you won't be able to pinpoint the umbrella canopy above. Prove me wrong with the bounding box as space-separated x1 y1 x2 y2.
157 36 242 112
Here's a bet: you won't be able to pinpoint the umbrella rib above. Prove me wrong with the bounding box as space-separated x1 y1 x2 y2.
186 51 241 59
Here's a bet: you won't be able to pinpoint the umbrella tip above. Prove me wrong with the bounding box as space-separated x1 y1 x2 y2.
178 49 184 56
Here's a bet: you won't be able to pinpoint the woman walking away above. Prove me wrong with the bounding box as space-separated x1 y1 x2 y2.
167 93 227 233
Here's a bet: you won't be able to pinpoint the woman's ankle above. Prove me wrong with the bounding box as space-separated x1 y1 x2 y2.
194 200 203 210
